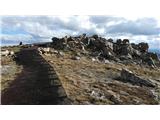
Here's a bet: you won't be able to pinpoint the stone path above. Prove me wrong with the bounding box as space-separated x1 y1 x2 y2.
1 47 71 105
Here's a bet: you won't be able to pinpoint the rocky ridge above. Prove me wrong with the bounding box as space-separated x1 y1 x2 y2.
50 34 160 68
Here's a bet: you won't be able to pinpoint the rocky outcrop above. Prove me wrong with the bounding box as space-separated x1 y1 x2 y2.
121 69 155 87
50 34 160 67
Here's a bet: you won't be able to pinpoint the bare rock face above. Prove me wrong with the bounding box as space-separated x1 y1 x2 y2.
121 69 155 87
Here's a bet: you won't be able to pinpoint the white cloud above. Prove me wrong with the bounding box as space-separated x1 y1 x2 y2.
1 34 34 43
22 21 53 38
1 15 160 49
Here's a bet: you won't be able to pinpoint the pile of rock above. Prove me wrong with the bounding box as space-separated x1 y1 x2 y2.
51 34 160 67
37 47 64 57
1 49 14 56
38 47 52 54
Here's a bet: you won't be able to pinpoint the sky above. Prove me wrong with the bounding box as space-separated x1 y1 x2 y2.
0 15 160 50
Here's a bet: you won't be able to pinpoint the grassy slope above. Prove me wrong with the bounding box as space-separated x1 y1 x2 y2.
43 50 160 104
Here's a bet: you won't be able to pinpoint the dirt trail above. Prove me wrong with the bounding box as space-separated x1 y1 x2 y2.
1 47 71 105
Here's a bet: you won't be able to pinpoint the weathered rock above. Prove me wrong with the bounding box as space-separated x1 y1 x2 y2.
119 90 129 96
148 52 159 61
107 90 122 104
138 42 149 53
116 39 122 44
43 47 50 53
120 44 134 56
146 57 156 67
105 41 114 50
141 53 156 67
132 49 141 58
91 58 97 62
71 56 81 60
122 39 129 44
108 38 113 43
121 68 155 87
90 90 106 101
52 37 59 42
1 49 10 56
102 47 114 58
104 59 110 64
119 54 132 60
50 34 159 68
9 51 14 55
92 34 99 39
58 51 64 57
114 40 133 56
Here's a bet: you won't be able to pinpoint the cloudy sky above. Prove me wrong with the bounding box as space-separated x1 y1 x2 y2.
1 15 160 49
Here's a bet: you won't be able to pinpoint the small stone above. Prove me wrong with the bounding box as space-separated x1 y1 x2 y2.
104 59 110 64
120 90 129 96
72 56 81 60
91 58 96 62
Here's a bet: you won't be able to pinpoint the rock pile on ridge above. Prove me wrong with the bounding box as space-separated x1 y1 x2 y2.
50 34 159 68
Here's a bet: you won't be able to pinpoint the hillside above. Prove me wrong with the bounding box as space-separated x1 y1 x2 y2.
1 34 160 104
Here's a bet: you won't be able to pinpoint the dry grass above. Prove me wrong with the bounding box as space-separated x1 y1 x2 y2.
43 50 159 104
1 51 23 91
1 46 22 99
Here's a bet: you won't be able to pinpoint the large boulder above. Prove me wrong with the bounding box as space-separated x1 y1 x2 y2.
121 69 155 87
132 49 141 58
108 38 113 43
116 39 122 44
138 42 149 53
102 46 115 59
88 37 103 51
52 37 59 42
105 41 114 50
119 44 134 56
122 39 130 44
92 34 99 39
141 53 157 67
82 37 90 46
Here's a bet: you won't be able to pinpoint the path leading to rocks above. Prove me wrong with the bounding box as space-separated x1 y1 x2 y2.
1 47 71 105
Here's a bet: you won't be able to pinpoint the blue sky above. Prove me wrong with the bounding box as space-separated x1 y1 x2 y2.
1 15 160 49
